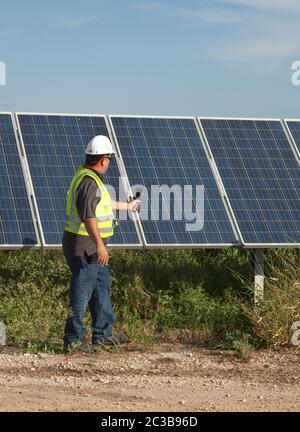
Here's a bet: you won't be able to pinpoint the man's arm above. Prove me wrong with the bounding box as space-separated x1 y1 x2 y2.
83 217 109 265
111 199 141 212
76 177 108 265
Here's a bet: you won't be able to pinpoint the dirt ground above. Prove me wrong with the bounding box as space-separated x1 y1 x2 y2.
0 343 299 412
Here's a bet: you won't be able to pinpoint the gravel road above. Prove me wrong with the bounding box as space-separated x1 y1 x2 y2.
0 344 299 412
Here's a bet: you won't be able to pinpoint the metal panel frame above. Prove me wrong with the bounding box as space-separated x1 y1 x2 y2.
15 112 143 249
107 116 148 247
0 112 40 249
109 114 239 248
3 113 299 249
282 119 300 164
196 118 242 245
198 116 300 248
198 116 281 121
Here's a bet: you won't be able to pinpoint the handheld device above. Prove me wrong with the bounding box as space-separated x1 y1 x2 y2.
128 191 142 212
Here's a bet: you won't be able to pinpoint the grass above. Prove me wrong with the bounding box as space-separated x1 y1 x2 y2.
240 249 300 348
0 248 299 355
233 334 253 362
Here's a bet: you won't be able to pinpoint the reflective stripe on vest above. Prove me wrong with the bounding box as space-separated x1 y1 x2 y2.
64 166 114 238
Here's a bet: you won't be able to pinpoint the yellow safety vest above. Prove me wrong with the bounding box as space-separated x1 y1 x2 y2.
64 166 114 238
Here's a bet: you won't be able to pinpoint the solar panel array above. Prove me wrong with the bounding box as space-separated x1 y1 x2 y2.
110 116 237 246
16 114 141 246
0 113 38 246
199 118 300 245
1 113 300 249
285 120 300 158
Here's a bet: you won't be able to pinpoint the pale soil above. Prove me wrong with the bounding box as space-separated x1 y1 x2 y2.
0 343 299 412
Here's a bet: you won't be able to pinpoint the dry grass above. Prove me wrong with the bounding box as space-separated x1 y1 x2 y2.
238 252 300 347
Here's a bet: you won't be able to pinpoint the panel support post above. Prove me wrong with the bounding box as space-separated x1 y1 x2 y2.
254 249 264 305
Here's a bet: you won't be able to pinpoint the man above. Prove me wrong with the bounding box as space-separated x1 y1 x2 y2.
62 135 140 353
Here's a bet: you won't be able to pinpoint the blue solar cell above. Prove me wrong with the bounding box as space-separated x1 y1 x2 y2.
0 114 37 246
200 118 300 245
111 116 237 245
17 114 140 246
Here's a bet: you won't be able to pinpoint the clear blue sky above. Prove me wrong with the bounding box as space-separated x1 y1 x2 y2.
0 0 299 117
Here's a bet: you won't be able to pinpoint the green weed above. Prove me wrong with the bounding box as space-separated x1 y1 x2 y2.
0 248 297 353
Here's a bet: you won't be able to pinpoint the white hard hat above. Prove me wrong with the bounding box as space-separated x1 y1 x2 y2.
85 135 115 155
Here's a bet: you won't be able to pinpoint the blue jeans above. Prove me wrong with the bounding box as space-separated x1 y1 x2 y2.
63 255 115 346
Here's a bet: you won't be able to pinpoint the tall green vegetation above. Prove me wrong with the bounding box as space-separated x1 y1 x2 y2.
0 248 298 353
241 249 300 347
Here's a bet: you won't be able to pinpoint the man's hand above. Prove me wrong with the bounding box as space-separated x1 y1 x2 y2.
83 218 108 265
111 199 141 212
96 241 109 265
128 199 141 212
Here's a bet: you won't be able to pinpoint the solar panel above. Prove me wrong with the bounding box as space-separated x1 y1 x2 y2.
0 113 38 247
16 113 142 247
110 116 238 246
285 120 300 160
199 118 300 246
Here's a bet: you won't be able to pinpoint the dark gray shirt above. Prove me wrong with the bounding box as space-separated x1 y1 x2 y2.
62 168 108 258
